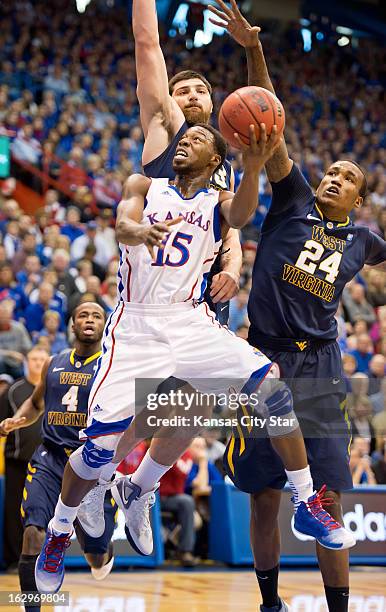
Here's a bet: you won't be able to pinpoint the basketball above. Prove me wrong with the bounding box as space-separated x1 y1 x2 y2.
218 86 285 149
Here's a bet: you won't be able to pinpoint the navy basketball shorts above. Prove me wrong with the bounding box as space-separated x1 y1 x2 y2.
224 341 353 493
21 444 117 555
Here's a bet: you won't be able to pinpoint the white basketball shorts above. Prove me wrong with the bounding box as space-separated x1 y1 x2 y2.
81 301 272 439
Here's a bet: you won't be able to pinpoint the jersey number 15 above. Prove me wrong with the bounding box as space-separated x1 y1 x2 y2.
152 232 193 267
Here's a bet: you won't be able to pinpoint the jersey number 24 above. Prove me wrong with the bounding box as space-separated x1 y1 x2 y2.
295 239 342 283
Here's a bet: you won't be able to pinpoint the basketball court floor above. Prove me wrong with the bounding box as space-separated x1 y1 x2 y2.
2 568 385 611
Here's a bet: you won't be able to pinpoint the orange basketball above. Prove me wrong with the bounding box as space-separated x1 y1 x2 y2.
218 86 285 149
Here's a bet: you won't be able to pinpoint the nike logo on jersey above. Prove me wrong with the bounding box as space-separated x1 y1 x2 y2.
53 367 65 372
306 213 321 221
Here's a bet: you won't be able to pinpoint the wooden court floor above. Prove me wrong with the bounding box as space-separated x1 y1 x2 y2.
1 569 386 611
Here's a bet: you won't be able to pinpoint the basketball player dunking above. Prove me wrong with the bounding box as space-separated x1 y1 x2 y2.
208 2 386 611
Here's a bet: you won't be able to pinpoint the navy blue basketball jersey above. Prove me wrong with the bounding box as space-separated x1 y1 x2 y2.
143 121 232 191
248 164 386 342
41 349 101 452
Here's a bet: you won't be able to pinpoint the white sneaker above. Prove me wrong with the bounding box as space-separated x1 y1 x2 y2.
91 555 114 581
111 476 157 556
78 477 121 538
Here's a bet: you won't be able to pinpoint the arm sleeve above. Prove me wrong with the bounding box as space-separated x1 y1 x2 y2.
364 231 386 266
268 163 314 216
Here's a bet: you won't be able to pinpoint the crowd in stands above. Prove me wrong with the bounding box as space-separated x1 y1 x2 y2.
0 0 385 560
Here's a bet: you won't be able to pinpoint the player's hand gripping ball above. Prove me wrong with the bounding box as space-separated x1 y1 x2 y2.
219 86 285 149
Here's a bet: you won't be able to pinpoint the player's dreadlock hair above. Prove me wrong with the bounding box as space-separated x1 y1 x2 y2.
195 123 227 171
341 160 368 198
169 70 213 96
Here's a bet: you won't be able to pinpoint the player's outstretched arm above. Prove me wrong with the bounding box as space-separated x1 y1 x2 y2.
0 357 51 436
220 124 282 229
116 175 182 260
208 0 292 183
133 0 184 154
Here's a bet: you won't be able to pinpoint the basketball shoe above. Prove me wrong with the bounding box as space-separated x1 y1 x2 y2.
91 544 115 581
260 599 291 611
294 485 356 550
35 520 72 593
77 477 121 538
111 475 157 555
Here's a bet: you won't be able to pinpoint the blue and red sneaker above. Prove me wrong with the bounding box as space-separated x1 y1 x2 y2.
35 520 72 593
294 485 356 550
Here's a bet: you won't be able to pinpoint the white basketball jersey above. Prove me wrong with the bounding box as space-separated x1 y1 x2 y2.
117 178 223 304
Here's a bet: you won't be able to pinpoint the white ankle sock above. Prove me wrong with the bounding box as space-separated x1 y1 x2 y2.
99 461 118 484
51 495 78 534
285 466 314 508
131 451 172 494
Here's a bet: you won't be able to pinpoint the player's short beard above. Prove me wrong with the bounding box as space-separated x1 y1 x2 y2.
184 107 211 126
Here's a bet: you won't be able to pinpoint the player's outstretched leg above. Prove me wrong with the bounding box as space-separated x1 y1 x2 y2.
255 366 355 550
35 433 120 592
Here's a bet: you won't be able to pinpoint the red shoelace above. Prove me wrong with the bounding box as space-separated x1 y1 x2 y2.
43 533 72 572
306 485 340 531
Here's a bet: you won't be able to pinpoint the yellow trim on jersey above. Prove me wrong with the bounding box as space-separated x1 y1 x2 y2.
114 509 119 524
23 487 28 501
241 404 252 434
26 474 33 483
337 217 350 228
340 399 352 455
27 462 36 473
69 349 101 366
227 434 235 475
111 497 116 507
236 422 245 456
20 504 25 518
315 203 324 220
84 351 102 366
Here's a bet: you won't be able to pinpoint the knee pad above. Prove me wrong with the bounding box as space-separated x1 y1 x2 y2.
259 363 299 436
69 434 121 480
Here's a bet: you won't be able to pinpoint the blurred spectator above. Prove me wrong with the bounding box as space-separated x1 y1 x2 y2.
372 437 386 485
347 395 376 452
229 288 249 333
159 451 198 567
117 441 148 475
185 437 222 559
0 373 14 398
365 269 386 307
349 334 374 374
70 221 98 262
0 300 32 378
203 428 226 471
16 255 42 297
372 386 386 439
368 354 385 395
0 346 49 570
33 310 68 354
51 249 77 299
101 276 118 312
0 262 28 320
24 282 64 334
343 284 376 327
3 221 20 260
60 207 85 244
11 124 41 165
235 323 249 340
12 232 37 275
349 446 376 485
74 259 93 294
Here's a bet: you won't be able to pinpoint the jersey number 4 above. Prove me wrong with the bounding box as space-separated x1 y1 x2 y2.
152 232 193 267
295 239 342 283
62 385 79 412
